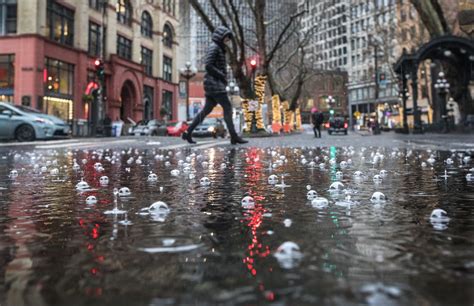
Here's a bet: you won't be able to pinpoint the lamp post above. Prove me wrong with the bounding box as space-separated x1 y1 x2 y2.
434 71 450 133
180 62 196 122
226 81 241 133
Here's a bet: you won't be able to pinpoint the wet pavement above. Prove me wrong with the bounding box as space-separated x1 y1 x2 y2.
0 138 473 306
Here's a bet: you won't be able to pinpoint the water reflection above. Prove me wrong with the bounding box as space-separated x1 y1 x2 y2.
0 146 472 305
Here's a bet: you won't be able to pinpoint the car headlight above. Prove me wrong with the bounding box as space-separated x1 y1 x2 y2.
208 126 215 132
34 117 54 125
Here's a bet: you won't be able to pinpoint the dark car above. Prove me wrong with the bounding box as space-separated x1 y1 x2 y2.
326 117 348 135
192 118 227 138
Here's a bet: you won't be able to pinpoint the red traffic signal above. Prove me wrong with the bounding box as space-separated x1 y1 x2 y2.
94 59 102 67
250 59 257 68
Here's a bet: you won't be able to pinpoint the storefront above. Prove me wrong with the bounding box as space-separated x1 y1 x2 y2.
43 57 74 123
0 54 14 103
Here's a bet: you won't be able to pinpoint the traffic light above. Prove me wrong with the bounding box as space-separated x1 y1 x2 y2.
94 59 105 81
250 59 257 69
329 109 335 115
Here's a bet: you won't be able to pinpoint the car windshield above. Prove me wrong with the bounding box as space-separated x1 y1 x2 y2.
200 118 217 126
147 120 159 126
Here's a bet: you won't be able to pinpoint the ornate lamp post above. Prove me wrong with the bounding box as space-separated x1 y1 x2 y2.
398 74 410 134
434 71 450 133
226 81 241 133
180 62 196 121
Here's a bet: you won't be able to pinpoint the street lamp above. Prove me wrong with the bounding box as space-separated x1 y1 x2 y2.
434 71 450 133
180 62 196 121
226 81 242 133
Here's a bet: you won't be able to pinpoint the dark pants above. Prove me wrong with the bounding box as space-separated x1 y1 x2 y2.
187 93 237 138
313 124 321 138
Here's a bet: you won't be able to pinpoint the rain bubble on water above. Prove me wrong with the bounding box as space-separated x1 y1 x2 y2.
118 187 131 197
86 195 97 205
311 197 329 209
9 169 18 178
273 241 303 269
200 177 211 187
241 196 255 209
373 175 383 184
335 171 343 180
76 179 90 191
306 190 318 200
430 209 450 230
170 169 180 176
99 176 109 186
283 219 292 227
147 173 158 182
466 173 474 182
370 192 387 203
268 174 278 185
329 181 344 193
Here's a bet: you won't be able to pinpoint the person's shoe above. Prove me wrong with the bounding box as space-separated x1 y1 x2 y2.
182 131 196 144
230 136 248 145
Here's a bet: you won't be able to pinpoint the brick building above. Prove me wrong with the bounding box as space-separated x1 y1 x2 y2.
0 0 180 135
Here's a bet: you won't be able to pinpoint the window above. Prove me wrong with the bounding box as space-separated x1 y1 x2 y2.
117 0 131 26
88 22 101 57
162 0 175 15
141 47 153 76
46 0 74 46
162 90 173 118
163 56 172 82
163 24 173 48
141 11 152 38
0 0 16 35
89 0 102 11
117 35 132 60
44 57 74 96
0 54 14 101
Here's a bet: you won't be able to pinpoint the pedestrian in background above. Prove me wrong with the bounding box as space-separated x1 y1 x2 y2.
311 107 324 138
182 26 247 145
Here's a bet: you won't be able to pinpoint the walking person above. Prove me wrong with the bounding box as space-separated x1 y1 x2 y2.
182 26 248 145
311 107 323 138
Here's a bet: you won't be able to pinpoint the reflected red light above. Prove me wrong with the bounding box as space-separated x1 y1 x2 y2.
92 228 99 239
90 268 98 275
265 291 275 301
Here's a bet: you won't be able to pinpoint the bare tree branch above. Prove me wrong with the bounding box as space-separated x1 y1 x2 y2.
266 10 307 65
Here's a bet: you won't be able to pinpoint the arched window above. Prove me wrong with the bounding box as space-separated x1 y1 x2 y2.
141 11 152 38
117 0 132 26
163 23 173 48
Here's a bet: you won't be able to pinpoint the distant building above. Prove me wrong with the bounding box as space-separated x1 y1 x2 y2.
0 0 180 135
299 0 349 71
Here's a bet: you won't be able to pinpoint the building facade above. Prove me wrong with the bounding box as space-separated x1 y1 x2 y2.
0 0 180 135
299 0 349 71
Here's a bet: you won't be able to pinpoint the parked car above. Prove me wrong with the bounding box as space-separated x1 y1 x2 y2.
15 105 71 137
326 116 348 135
192 118 227 138
166 121 189 137
0 102 56 141
129 119 163 136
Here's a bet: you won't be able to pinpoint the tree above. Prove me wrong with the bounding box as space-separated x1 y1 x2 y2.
408 0 449 37
188 0 307 102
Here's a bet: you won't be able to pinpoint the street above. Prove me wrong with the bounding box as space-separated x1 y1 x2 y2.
1 130 473 152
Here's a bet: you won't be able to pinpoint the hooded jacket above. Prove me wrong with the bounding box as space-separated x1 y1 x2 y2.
204 26 233 95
